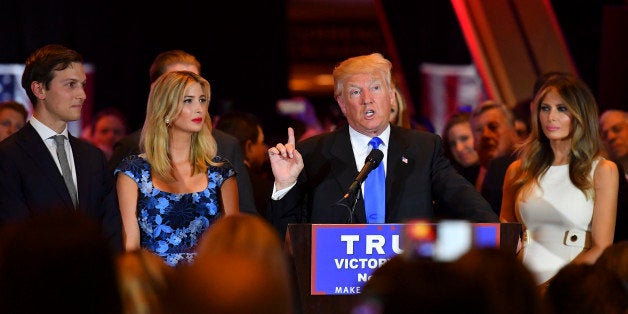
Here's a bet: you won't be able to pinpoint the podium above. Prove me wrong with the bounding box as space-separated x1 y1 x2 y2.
285 222 522 314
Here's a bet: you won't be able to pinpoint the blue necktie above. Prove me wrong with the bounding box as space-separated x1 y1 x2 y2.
364 137 385 223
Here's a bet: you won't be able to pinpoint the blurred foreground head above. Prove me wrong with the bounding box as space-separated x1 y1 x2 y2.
0 210 121 313
166 214 295 314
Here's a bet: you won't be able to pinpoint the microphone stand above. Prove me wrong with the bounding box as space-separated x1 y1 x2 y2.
334 148 382 224
334 187 361 224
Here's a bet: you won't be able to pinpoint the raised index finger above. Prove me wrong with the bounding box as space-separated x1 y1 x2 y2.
287 127 296 146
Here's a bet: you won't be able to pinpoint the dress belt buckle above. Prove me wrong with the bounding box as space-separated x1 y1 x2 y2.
563 230 590 248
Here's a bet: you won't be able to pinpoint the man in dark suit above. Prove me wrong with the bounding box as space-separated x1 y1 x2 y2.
107 50 258 215
599 109 628 242
0 44 122 252
267 53 497 238
470 101 518 216
215 111 274 217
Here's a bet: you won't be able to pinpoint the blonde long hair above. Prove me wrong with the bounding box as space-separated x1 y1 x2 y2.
512 74 603 200
140 71 218 182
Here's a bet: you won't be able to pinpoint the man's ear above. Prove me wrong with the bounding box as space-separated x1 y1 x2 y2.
31 81 46 100
244 139 253 155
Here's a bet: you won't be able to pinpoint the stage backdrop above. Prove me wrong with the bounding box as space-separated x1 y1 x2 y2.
420 63 485 136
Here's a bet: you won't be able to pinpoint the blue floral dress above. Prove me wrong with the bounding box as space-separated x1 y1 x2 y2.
115 154 235 267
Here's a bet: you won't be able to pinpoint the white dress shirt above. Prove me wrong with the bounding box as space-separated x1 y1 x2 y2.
29 117 78 189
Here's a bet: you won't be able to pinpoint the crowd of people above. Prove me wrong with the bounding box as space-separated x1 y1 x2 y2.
0 44 625 313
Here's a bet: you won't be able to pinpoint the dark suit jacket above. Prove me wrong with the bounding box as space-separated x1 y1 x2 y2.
0 123 122 252
269 125 498 237
614 164 628 242
454 163 480 186
247 164 273 218
481 153 517 217
108 128 258 215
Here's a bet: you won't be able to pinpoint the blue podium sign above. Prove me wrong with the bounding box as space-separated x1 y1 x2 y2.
310 222 500 295
311 224 402 295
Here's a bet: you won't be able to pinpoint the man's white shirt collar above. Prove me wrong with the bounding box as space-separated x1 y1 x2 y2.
349 124 390 173
30 116 70 141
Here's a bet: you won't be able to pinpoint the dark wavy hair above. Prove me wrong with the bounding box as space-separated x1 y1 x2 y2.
513 74 603 200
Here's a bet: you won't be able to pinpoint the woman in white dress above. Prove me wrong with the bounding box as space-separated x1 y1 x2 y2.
500 74 618 287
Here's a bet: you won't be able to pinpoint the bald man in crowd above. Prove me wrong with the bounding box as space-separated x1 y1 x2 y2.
599 109 628 242
600 110 628 179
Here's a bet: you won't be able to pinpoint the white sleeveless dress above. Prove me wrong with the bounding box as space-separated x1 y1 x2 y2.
516 159 599 284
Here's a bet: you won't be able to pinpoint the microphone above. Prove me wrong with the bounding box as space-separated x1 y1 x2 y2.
343 149 384 199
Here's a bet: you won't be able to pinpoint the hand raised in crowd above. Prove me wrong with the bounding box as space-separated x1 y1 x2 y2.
268 127 303 190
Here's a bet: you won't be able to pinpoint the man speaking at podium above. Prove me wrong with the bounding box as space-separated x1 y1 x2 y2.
267 53 498 238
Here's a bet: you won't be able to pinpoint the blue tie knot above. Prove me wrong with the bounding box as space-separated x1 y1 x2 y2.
369 137 383 149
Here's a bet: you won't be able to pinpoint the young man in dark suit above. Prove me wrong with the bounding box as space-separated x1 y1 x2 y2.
107 50 258 215
268 53 498 238
0 44 122 252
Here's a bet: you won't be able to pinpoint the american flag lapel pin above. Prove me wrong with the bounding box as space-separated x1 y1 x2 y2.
401 156 408 164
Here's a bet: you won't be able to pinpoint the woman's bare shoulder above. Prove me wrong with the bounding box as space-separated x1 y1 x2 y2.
594 158 619 180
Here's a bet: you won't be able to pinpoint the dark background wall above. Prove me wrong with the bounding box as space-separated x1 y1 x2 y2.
0 1 289 132
1 0 625 137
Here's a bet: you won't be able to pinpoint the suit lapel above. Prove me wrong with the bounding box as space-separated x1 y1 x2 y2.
16 124 75 209
386 126 414 219
69 135 88 211
328 126 367 222
329 127 357 192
